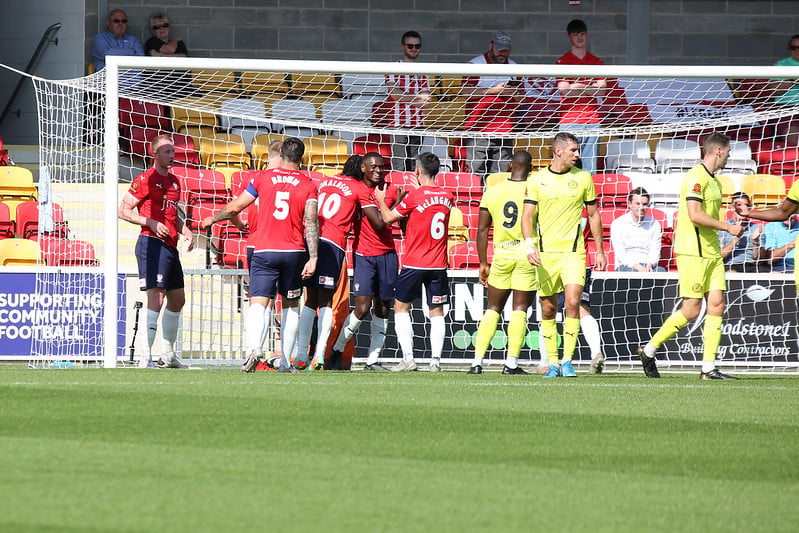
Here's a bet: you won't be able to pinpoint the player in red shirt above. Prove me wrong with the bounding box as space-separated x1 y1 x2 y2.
556 19 606 174
328 153 405 371
118 134 195 369
294 155 373 370
374 153 454 371
201 138 319 373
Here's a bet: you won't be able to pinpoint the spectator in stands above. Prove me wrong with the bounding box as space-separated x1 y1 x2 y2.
719 192 766 273
771 34 799 146
762 215 799 273
144 12 188 57
118 134 194 369
385 31 431 172
461 31 523 180
374 153 453 372
556 19 606 175
92 9 144 71
610 187 665 272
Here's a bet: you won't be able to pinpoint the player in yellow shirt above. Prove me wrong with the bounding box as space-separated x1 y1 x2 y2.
470 151 538 375
521 132 606 378
638 132 743 380
734 174 799 290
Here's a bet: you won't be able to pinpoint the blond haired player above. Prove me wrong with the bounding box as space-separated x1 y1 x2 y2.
521 132 606 378
638 132 743 380
470 151 538 374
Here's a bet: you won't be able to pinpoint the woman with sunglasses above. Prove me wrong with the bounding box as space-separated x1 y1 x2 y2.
145 13 188 58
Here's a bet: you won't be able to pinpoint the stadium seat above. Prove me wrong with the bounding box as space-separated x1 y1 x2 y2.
783 174 799 193
585 238 614 270
352 134 393 170
448 206 469 244
190 69 239 95
0 135 10 166
385 171 414 187
649 207 671 231
288 73 341 111
239 71 290 98
0 202 14 239
458 202 480 240
229 169 258 196
199 133 251 169
721 140 758 175
270 97 321 138
740 174 787 206
340 74 387 99
485 172 510 189
15 201 67 240
170 96 219 134
448 241 492 269
592 173 632 207
438 171 483 206
0 237 40 266
604 138 655 173
0 166 37 202
432 75 462 100
753 143 799 176
655 139 701 174
714 174 736 205
118 98 170 144
600 207 628 238
172 134 201 168
38 236 98 267
210 222 249 269
303 134 350 171
219 97 271 152
171 167 230 230
423 97 466 130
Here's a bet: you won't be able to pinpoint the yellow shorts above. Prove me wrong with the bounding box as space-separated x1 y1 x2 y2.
538 251 586 297
487 253 538 292
676 255 726 298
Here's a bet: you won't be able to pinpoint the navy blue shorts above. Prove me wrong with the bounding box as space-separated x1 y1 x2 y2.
247 246 254 274
352 251 398 302
135 235 184 291
395 268 449 307
307 240 345 290
557 267 592 309
250 250 306 299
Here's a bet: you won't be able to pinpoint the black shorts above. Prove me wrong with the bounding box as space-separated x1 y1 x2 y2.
394 267 448 307
352 251 398 302
249 250 306 299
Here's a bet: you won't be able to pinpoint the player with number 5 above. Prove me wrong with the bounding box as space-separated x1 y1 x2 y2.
374 152 454 372
201 137 319 373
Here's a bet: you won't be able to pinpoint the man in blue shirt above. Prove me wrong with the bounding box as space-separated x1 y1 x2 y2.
92 9 144 71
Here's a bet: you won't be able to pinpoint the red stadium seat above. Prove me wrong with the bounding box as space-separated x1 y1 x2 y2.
438 171 483 205
592 173 632 207
15 201 68 240
171 167 230 231
448 241 493 270
752 142 799 176
211 222 249 268
586 238 614 270
119 98 170 143
0 202 14 239
352 135 393 170
38 236 99 267
649 207 671 231
599 207 627 238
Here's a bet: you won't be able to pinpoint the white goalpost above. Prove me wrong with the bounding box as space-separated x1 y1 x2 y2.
18 55 799 372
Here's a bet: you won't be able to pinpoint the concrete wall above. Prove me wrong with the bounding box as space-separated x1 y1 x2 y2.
1 0 798 144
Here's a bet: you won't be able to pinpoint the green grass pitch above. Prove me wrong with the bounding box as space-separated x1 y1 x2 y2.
1 366 798 532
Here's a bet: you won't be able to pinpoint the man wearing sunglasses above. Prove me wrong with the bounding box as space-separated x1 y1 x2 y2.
384 31 431 172
92 9 144 71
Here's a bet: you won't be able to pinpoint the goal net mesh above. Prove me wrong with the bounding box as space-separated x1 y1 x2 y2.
22 58 799 372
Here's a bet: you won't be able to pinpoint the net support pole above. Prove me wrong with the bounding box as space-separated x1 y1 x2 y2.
103 60 120 368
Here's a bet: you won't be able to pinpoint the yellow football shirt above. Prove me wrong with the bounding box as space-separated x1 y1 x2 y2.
674 164 722 258
524 166 595 253
479 178 530 258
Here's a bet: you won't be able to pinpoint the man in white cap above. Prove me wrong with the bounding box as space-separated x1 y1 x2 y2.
461 31 523 181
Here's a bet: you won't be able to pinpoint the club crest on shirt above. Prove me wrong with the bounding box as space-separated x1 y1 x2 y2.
692 183 702 193
692 282 703 292
568 180 578 189
130 182 139 192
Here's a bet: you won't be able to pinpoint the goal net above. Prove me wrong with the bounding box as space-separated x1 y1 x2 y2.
19 56 799 372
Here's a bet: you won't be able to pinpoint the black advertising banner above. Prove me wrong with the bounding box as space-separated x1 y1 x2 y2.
354 273 798 365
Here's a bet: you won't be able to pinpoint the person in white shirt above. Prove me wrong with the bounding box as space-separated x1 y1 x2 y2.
610 187 665 272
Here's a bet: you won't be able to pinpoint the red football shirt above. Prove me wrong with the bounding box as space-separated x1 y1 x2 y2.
385 69 430 128
556 50 605 124
353 183 399 256
394 185 454 269
317 175 372 250
127 167 182 248
246 167 318 252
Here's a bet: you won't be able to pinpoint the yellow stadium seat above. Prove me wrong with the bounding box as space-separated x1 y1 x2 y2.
0 238 41 266
0 166 37 202
425 97 466 130
514 137 553 169
170 96 220 133
289 73 341 114
303 134 349 171
199 133 251 169
433 75 462 100
239 71 290 96
740 174 786 206
448 206 469 246
190 70 239 95
715 174 735 203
